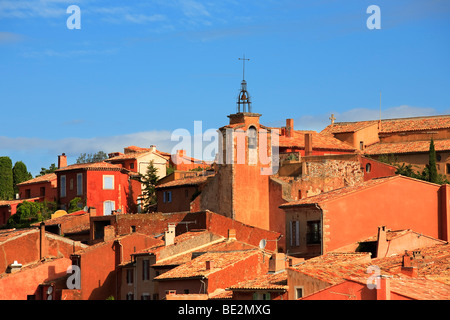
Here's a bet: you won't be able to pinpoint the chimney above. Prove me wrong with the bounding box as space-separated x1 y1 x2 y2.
227 229 237 241
104 225 116 242
39 222 47 260
88 207 97 217
165 223 176 246
7 261 22 274
149 145 156 152
401 251 419 278
269 253 286 273
177 150 186 157
58 153 67 169
376 276 391 300
205 260 214 270
304 133 313 156
286 119 294 138
376 226 388 258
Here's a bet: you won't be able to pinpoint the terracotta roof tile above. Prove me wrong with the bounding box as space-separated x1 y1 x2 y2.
156 176 212 189
16 173 56 186
281 175 400 207
154 249 259 280
229 271 288 291
364 139 450 155
279 130 355 151
322 115 450 135
55 161 123 172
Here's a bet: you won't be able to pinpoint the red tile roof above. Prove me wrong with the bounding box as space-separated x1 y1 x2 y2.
55 161 123 172
0 197 41 207
322 115 450 135
156 176 212 189
280 175 401 208
229 271 288 291
364 139 450 155
279 130 355 151
16 173 56 186
154 249 259 281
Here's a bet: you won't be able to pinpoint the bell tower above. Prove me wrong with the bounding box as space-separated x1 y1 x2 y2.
236 55 252 113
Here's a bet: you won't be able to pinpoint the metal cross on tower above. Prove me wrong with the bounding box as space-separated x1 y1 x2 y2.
239 55 250 80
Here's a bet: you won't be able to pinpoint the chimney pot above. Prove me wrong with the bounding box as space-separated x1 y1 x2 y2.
286 119 294 138
305 133 313 156
227 229 237 240
205 260 214 270
58 153 67 169
165 223 176 246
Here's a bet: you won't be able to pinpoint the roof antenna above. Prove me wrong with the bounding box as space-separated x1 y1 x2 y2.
379 90 382 130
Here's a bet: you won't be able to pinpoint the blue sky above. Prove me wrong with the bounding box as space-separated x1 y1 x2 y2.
1 0 449 176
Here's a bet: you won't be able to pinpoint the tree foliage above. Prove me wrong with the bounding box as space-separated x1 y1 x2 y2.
376 138 449 185
12 161 33 194
0 157 14 200
139 161 159 212
76 151 108 164
38 163 57 176
68 197 86 213
7 201 56 228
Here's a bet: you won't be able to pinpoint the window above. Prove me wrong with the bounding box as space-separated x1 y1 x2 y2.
69 179 73 191
40 187 46 197
164 191 172 203
77 173 83 195
142 260 150 281
103 201 115 216
295 287 303 299
248 126 257 149
126 269 134 285
130 226 136 233
126 293 134 300
306 220 321 245
447 163 450 174
253 292 271 300
360 141 364 150
103 175 114 190
141 294 151 300
365 163 371 173
290 220 300 247
25 189 31 198
60 175 66 198
130 163 135 169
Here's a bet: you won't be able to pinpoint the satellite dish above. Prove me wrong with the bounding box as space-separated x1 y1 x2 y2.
259 239 267 250
83 206 88 212
47 286 53 295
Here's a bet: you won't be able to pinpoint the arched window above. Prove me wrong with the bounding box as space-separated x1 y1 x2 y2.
248 126 257 149
365 163 371 173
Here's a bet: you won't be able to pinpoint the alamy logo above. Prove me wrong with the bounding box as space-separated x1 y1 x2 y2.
366 265 381 289
170 121 279 176
366 5 381 30
67 5 81 30
66 265 81 290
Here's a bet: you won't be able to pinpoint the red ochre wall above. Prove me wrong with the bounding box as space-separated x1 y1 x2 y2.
78 233 159 300
323 177 442 253
0 258 72 300
233 164 271 231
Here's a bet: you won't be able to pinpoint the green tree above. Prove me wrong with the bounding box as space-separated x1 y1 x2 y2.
428 138 438 184
0 157 14 200
7 201 55 228
76 151 108 164
38 163 57 176
139 161 159 212
68 197 85 213
13 161 33 194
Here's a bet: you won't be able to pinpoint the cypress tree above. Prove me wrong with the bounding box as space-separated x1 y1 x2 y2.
13 161 33 194
428 137 438 183
0 157 14 200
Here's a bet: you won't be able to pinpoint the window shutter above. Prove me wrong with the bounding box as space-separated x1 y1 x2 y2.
295 221 300 247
